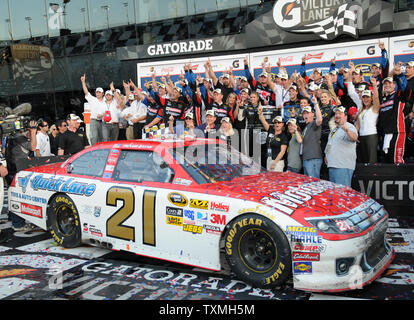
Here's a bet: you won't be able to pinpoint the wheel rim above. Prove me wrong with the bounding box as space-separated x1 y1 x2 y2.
238 228 277 273
56 204 76 236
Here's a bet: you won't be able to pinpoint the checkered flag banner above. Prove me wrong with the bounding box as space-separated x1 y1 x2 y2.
293 4 359 40
142 123 169 140
12 58 43 80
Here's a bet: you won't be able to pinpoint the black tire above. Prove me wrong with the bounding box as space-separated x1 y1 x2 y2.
47 194 82 248
224 213 292 288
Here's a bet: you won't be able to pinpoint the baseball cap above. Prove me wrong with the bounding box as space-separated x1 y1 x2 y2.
185 113 194 119
240 76 248 82
174 86 182 93
128 94 135 100
105 90 114 96
206 110 215 117
273 115 284 123
279 73 288 80
362 90 372 97
221 117 230 123
287 118 297 125
289 84 298 91
67 113 79 121
314 68 322 74
222 74 230 79
382 77 394 83
357 84 368 91
329 70 337 75
240 88 250 94
353 69 361 75
334 106 346 113
259 72 268 78
308 83 320 91
303 106 313 113
348 106 358 116
213 88 222 94
371 63 381 68
95 87 104 93
406 61 414 67
159 84 166 89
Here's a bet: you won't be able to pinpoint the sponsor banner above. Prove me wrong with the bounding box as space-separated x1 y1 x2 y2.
249 37 388 80
118 34 245 60
166 207 183 217
352 163 414 217
389 34 414 66
137 54 245 89
183 224 203 234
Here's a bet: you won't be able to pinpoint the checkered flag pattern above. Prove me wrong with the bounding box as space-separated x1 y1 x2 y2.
293 4 359 40
11 58 43 80
142 124 169 140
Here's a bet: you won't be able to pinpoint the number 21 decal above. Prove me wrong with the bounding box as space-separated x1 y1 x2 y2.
106 187 157 245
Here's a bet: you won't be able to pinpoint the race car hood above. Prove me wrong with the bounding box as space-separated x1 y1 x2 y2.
203 171 371 222
23 161 64 174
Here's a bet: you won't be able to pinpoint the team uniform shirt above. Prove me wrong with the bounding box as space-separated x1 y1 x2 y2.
154 94 187 127
378 90 410 135
266 129 289 161
144 100 162 126
35 131 52 156
58 128 89 155
212 103 234 126
103 99 121 124
85 93 105 120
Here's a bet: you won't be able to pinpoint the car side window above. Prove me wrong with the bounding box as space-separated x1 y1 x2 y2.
113 150 174 183
68 149 110 177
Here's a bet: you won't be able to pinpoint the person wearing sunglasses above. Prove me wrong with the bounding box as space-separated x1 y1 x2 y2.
35 119 53 157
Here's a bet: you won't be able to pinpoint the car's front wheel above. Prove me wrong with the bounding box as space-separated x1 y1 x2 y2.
224 213 292 288
47 194 82 248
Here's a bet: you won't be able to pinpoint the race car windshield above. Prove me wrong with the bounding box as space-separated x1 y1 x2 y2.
170 143 263 183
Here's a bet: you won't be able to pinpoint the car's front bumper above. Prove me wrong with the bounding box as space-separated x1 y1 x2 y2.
292 217 394 292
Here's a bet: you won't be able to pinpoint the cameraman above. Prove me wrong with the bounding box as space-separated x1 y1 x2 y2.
5 120 37 231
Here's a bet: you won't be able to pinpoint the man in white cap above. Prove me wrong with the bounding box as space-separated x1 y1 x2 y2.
195 109 219 138
101 82 123 142
243 56 274 106
325 106 358 187
58 114 89 155
81 74 104 145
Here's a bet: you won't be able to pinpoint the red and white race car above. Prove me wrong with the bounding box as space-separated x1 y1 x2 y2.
8 138 394 292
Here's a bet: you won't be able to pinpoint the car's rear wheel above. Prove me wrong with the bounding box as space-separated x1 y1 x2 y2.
224 213 291 288
47 194 81 248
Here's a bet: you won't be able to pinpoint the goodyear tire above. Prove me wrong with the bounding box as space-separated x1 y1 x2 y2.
224 214 292 288
47 194 81 248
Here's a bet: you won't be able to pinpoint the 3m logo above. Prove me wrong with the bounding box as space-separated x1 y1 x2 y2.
210 213 226 225
21 203 42 218
190 199 208 210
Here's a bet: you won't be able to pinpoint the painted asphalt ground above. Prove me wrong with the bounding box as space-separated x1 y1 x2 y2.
0 188 413 301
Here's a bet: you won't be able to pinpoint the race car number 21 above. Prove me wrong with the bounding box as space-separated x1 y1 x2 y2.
106 187 157 245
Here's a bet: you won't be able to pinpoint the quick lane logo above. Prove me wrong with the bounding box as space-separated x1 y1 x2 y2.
190 199 208 210
167 192 188 207
18 173 33 193
272 0 361 41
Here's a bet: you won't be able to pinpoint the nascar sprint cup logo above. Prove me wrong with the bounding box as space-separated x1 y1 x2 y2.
273 0 362 40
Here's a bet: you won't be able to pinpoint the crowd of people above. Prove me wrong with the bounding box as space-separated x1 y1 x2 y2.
1 41 414 231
